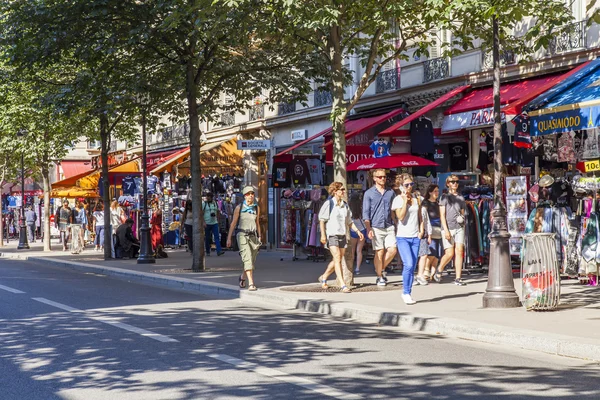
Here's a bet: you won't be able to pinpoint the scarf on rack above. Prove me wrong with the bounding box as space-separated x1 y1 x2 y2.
241 200 257 214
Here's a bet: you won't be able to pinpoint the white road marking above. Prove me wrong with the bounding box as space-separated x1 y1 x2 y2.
0 284 25 294
32 297 178 343
208 353 363 399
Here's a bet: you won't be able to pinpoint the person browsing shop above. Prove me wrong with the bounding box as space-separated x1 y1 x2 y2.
391 174 423 305
318 182 364 293
434 175 467 286
363 168 397 286
203 192 224 256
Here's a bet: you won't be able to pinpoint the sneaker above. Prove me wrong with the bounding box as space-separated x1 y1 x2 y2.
402 294 416 305
381 273 389 283
217 251 225 256
416 276 428 286
354 268 360 275
376 277 387 287
454 279 467 286
433 271 442 283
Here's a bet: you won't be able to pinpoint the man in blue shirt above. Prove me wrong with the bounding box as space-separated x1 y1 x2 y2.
362 168 397 286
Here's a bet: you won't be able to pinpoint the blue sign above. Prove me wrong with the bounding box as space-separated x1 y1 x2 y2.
530 103 600 136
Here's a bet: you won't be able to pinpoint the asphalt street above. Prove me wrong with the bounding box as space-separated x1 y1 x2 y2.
1 258 599 400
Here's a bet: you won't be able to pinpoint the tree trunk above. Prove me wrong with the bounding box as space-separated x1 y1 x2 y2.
100 114 112 260
329 25 349 188
186 59 206 271
41 163 52 251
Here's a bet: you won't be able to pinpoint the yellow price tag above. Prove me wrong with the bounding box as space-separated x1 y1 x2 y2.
584 159 600 172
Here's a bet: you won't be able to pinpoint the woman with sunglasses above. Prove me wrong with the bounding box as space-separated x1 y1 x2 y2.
227 186 262 291
391 173 423 305
434 175 467 286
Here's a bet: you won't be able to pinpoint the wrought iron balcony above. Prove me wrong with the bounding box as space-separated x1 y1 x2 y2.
481 50 516 70
278 101 296 115
161 123 189 141
249 104 265 121
314 90 333 107
376 69 400 93
220 111 235 127
548 20 586 55
423 57 449 83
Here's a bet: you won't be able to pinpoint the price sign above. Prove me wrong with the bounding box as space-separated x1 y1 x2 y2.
584 159 600 172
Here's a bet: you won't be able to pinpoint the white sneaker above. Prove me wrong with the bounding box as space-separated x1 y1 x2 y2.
376 277 387 286
402 294 416 305
416 276 428 286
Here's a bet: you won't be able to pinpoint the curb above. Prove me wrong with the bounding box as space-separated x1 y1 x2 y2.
3 253 600 362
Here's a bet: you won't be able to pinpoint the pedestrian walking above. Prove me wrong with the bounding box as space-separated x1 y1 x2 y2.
318 182 364 293
92 202 105 252
180 200 193 253
69 200 85 254
392 174 423 305
434 175 467 286
227 186 261 291
203 192 224 256
417 184 443 282
349 193 367 275
24 206 37 243
56 199 73 251
363 168 397 286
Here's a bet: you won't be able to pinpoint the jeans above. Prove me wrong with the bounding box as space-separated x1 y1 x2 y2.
184 224 193 253
205 223 222 254
26 223 36 242
396 237 420 295
95 226 105 247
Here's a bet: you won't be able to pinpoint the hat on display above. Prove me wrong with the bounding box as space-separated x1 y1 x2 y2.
528 184 539 203
311 189 321 202
538 175 555 188
283 189 293 198
242 186 256 195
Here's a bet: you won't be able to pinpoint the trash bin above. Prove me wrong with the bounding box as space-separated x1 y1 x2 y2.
521 233 560 311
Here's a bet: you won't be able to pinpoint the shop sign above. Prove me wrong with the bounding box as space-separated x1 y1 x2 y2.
442 107 508 132
291 129 307 142
584 159 600 172
10 190 43 196
529 104 600 136
91 151 129 169
237 140 271 150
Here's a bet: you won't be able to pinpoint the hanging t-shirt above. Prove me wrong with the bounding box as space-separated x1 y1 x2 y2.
477 132 489 170
512 114 532 149
356 171 369 190
272 162 291 188
557 132 576 163
410 118 434 154
541 137 558 162
290 158 311 185
163 172 172 189
582 128 600 159
485 131 494 162
434 144 450 173
449 143 469 171
501 123 517 165
370 140 392 158
573 131 584 161
121 176 136 196
133 177 143 195
147 175 160 194
304 159 323 185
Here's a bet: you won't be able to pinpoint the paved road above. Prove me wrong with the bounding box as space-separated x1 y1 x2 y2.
1 259 599 400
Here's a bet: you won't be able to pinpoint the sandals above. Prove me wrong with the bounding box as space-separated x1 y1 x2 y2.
341 285 351 293
318 275 328 289
248 284 257 291
239 274 246 288
433 272 442 283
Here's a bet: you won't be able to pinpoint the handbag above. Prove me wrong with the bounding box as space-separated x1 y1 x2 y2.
431 226 443 240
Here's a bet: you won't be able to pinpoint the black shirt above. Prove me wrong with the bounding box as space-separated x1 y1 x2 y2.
272 162 291 188
290 158 311 185
410 118 435 154
449 143 469 171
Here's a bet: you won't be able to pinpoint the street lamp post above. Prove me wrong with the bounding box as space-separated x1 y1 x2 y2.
137 103 155 264
17 129 29 250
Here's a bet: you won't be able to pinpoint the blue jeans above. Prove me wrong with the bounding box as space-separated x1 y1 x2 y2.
205 223 222 254
396 237 420 295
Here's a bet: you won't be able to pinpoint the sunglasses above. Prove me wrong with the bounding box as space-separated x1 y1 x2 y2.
339 188 346 191
449 180 459 184
374 175 386 179
404 183 414 187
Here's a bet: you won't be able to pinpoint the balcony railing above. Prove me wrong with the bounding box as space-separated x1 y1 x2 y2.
278 101 296 115
423 57 449 83
161 123 189 141
548 20 586 56
482 50 516 70
376 69 400 93
314 90 333 107
220 111 235 127
249 104 265 121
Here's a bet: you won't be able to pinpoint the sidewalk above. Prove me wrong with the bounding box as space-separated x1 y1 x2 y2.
1 240 600 362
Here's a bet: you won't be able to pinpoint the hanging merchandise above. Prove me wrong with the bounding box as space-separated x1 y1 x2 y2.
410 117 435 155
557 132 576 163
272 162 291 188
448 142 469 171
582 128 600 160
505 176 529 256
290 158 311 185
521 233 561 311
305 158 324 185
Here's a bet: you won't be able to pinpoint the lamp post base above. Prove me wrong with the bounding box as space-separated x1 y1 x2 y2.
483 204 520 308
17 218 30 250
137 213 155 264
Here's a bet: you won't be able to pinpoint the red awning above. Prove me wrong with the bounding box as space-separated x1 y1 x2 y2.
60 161 93 179
322 108 407 147
379 85 471 137
347 154 438 171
